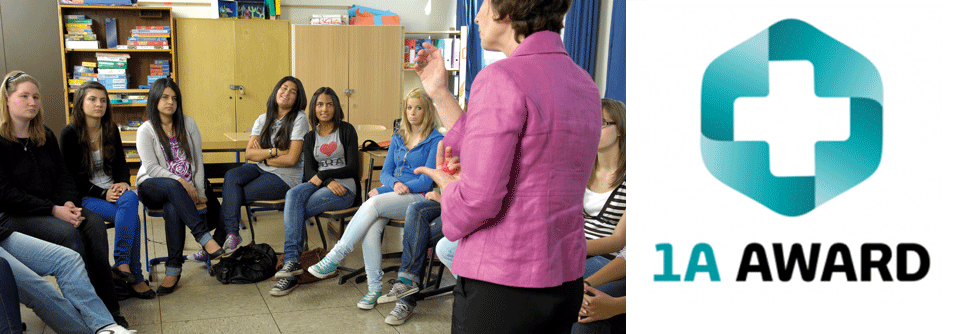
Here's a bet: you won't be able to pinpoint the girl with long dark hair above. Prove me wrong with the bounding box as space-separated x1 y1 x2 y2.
271 87 359 296
135 78 225 295
208 76 309 259
60 81 155 299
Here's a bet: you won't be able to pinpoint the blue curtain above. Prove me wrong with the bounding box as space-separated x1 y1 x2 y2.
604 0 626 102
457 0 483 102
563 0 601 76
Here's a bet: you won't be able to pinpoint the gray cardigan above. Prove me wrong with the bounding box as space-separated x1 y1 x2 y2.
135 117 206 198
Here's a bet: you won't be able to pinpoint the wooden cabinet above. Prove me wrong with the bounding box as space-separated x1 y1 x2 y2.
57 5 176 126
293 25 403 129
176 18 291 162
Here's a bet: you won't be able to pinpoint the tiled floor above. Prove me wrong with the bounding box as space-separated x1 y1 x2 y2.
19 206 455 333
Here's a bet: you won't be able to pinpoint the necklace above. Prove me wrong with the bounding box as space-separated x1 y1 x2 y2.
18 138 28 151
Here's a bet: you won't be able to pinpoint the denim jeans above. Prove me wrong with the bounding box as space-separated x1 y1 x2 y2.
222 163 290 236
83 191 145 284
138 177 214 276
0 210 118 314
0 232 114 333
435 236 458 271
283 182 355 261
398 200 443 283
324 191 426 293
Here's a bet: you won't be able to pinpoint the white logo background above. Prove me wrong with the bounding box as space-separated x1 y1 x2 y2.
627 0 960 331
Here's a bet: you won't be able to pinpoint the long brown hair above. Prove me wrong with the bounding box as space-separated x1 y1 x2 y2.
399 88 439 145
259 76 306 150
596 98 626 187
70 81 116 176
0 71 46 145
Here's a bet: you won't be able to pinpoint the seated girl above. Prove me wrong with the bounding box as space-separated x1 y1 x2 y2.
271 87 359 296
308 88 443 310
135 78 225 295
213 76 309 257
0 71 126 326
60 81 155 300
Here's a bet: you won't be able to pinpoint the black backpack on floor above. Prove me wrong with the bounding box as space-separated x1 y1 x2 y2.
211 243 277 284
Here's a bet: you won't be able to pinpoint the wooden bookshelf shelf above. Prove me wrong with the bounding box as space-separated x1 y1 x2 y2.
69 88 149 94
405 30 461 35
65 48 172 53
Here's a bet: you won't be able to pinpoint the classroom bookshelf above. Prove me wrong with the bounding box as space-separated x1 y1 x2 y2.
57 5 176 128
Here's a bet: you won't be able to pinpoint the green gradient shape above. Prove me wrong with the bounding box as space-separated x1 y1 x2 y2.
701 19 883 217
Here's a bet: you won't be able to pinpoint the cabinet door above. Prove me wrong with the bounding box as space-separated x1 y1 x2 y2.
235 20 291 134
176 18 237 163
293 25 350 121
349 26 403 128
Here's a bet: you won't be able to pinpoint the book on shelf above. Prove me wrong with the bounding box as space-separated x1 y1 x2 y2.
98 68 126 75
82 61 97 67
65 40 100 49
452 37 461 69
128 40 169 46
97 73 127 79
65 18 92 24
105 18 118 49
65 34 97 41
116 45 170 50
95 52 131 59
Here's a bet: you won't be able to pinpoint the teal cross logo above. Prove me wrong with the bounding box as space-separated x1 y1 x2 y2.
701 19 883 216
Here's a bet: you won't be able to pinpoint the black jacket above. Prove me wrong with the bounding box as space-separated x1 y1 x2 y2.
0 126 79 216
59 124 130 200
302 121 360 207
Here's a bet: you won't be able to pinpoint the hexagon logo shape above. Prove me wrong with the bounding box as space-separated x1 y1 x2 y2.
701 19 883 216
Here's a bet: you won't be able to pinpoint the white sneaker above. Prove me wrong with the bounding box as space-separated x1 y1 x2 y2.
384 301 415 326
357 290 381 310
97 324 137 334
378 279 419 304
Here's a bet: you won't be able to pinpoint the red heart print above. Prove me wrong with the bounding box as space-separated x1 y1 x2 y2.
319 141 337 156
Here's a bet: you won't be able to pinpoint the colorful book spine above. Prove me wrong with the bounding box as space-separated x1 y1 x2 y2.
128 41 169 46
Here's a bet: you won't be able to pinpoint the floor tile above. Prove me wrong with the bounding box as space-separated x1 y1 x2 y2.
157 283 269 322
272 307 400 334
161 314 280 334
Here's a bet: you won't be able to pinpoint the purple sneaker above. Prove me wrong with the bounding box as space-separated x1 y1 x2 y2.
224 234 242 254
186 249 207 262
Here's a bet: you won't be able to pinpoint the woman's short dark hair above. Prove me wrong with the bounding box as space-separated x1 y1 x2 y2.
489 0 572 43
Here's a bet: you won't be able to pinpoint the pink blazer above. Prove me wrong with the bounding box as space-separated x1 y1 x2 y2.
441 31 602 288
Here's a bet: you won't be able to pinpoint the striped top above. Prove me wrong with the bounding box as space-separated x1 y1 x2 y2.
583 180 627 242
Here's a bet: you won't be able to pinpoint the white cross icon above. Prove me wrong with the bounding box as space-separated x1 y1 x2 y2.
734 61 850 177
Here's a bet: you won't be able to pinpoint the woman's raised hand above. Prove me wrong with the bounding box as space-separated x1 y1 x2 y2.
414 42 450 99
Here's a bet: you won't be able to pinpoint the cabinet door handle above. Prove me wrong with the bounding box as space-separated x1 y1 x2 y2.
344 88 354 97
229 85 245 95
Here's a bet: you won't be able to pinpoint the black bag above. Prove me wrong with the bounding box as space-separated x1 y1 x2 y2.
211 243 278 284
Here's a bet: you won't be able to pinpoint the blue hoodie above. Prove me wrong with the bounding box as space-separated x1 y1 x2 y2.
375 128 444 194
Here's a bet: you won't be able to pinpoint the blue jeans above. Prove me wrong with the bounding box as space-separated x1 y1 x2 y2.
283 182 355 261
398 200 443 283
138 177 214 276
397 200 443 308
0 211 118 314
0 232 114 333
571 256 627 334
222 163 290 236
435 236 458 271
324 191 426 293
83 191 145 284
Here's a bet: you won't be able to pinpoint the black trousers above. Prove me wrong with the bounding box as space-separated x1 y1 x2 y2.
452 276 583 334
0 210 119 313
